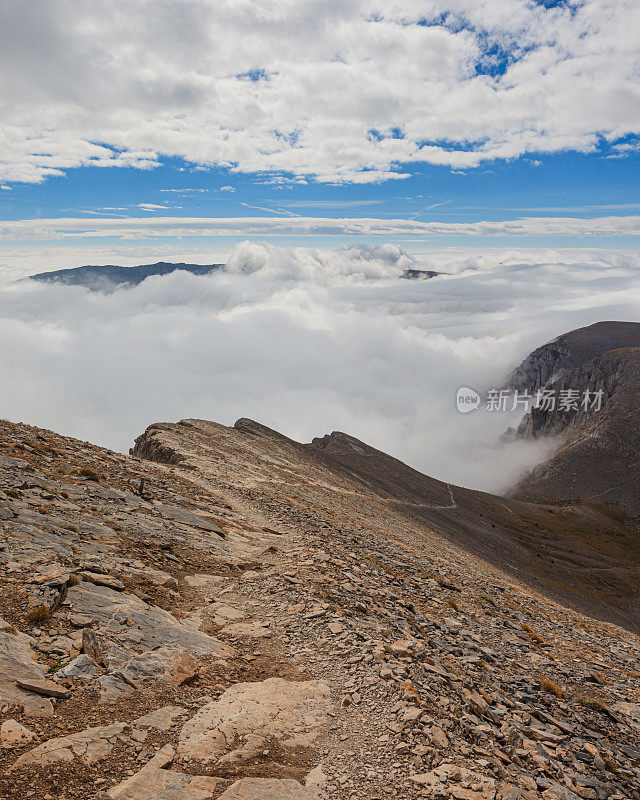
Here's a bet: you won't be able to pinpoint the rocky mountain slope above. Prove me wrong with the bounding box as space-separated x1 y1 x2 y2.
1 415 640 800
506 322 640 516
508 321 640 394
512 348 640 515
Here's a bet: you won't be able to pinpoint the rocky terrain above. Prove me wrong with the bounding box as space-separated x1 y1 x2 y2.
1 414 639 799
507 322 640 394
507 322 640 516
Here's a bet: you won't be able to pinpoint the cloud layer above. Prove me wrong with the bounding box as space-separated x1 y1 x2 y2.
1 243 639 493
2 0 639 184
2 213 640 244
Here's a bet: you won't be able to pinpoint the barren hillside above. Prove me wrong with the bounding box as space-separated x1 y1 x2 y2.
1 415 639 799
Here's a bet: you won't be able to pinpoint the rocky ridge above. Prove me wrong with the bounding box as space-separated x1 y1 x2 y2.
507 323 640 516
507 322 640 394
1 414 638 799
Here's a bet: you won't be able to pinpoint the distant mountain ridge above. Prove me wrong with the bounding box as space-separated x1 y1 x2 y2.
28 261 444 289
29 261 224 289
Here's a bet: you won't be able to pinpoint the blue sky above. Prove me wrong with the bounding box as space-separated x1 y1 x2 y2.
1 0 639 274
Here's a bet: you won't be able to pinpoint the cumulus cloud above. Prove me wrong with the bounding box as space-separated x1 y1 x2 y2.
1 243 639 494
1 0 639 184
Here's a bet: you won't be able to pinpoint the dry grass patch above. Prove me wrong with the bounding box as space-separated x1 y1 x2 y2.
539 678 566 698
25 605 52 626
521 623 546 644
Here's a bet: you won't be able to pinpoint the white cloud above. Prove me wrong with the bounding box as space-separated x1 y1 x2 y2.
1 214 639 249
220 186 236 192
0 243 639 494
1 0 639 184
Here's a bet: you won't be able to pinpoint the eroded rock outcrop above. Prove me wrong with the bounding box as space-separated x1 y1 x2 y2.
177 677 332 765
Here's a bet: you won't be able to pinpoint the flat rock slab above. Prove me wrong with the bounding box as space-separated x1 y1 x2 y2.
67 584 233 656
211 602 245 624
220 621 271 638
134 706 189 732
109 767 226 800
11 722 127 769
156 505 224 535
218 778 320 800
98 646 198 700
177 677 331 765
16 678 71 699
0 622 54 716
0 720 37 749
81 571 126 591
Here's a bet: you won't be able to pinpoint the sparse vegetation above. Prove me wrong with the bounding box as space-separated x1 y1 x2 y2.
579 696 608 713
540 678 566 697
522 623 545 643
5 488 20 498
73 466 101 481
479 593 498 607
25 605 52 625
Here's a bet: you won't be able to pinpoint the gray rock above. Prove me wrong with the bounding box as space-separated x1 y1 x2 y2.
98 647 197 699
11 722 127 769
0 622 54 715
178 677 331 765
67 583 233 656
54 654 99 681
218 779 320 800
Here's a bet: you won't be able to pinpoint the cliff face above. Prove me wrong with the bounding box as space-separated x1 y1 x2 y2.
510 347 640 516
506 321 640 517
508 320 640 393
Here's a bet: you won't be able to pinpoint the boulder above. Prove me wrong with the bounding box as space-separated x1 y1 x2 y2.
54 653 99 681
98 647 197 699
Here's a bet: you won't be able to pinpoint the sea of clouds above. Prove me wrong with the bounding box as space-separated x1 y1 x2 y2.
1 242 639 493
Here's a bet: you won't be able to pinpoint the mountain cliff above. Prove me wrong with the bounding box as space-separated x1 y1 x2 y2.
508 324 640 516
508 321 640 393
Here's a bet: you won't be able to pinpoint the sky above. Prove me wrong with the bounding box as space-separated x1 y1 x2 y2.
1 0 639 274
1 1 639 492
